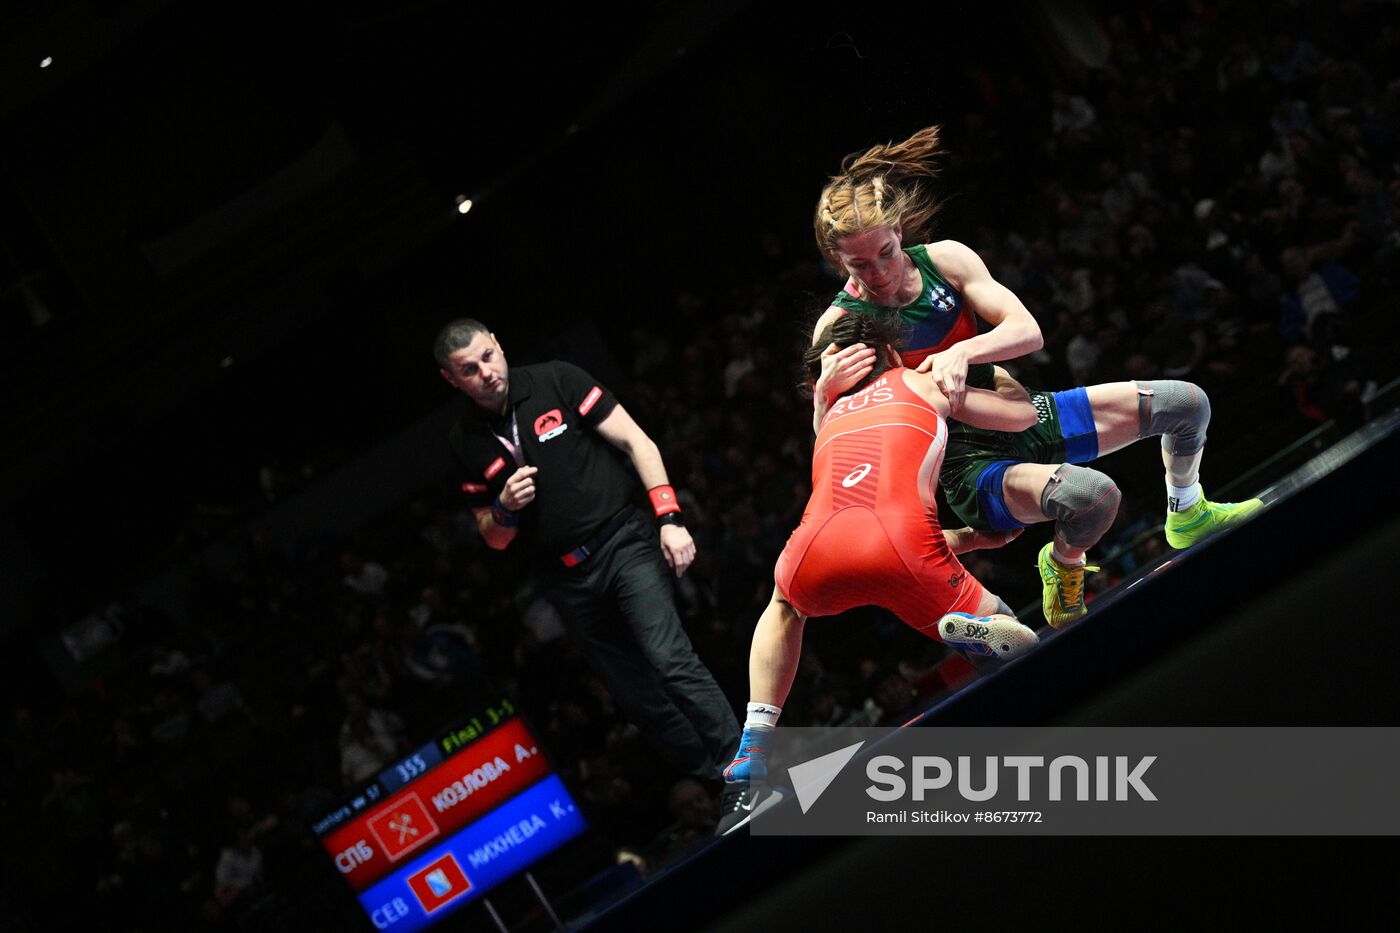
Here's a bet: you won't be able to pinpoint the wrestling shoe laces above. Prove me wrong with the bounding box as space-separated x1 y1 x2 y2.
1037 542 1099 629
1165 492 1264 549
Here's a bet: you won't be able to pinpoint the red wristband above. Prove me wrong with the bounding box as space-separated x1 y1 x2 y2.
647 484 681 518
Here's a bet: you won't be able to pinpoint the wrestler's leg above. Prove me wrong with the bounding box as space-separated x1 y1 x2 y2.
999 462 1119 562
955 592 1035 671
977 591 1015 617
930 588 1039 661
1085 381 1203 483
748 585 805 709
1083 382 1145 455
1085 381 1261 548
1001 460 1120 627
898 543 1038 661
724 585 803 785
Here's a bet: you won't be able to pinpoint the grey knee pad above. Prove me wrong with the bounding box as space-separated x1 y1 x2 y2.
1136 380 1210 456
1040 465 1122 549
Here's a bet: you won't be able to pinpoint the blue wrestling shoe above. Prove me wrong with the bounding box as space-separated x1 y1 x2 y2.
717 725 784 835
722 725 772 785
938 611 1040 659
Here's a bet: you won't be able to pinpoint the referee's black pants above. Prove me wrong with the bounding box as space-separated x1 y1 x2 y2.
544 511 740 782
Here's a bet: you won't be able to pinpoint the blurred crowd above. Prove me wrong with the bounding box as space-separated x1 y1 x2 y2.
4 1 1399 928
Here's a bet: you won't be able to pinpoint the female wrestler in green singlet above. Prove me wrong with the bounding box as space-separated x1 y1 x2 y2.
806 125 1261 628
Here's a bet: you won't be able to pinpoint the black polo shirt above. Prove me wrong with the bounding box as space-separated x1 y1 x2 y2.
449 361 641 559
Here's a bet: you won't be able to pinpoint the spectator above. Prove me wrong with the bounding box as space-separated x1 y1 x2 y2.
645 778 718 870
1278 246 1359 342
213 827 264 910
338 696 405 785
341 551 390 597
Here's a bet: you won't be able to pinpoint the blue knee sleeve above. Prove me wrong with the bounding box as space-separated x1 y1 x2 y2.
1052 387 1098 463
975 460 1027 532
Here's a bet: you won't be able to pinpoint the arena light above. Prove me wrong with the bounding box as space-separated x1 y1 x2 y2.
455 195 473 215
39 56 53 68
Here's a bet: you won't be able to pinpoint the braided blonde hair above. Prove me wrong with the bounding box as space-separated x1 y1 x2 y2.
814 125 946 267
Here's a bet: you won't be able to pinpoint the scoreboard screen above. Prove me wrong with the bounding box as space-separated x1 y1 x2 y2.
312 700 586 931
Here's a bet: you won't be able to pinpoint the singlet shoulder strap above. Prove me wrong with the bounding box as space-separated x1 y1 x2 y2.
907 243 953 291
831 287 872 313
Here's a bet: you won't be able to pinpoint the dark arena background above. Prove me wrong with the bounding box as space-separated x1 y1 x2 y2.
3 1 1399 929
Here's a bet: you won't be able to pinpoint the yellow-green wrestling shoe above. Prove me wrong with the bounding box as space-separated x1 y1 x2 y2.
1037 542 1099 629
1164 491 1263 549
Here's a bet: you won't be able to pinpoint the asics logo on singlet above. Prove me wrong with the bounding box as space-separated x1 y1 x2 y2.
948 570 965 589
842 463 873 487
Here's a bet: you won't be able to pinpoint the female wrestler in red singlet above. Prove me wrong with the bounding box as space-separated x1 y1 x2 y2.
720 313 1040 802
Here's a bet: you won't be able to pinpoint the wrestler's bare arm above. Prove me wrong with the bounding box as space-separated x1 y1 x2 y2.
944 527 1022 554
916 240 1042 410
924 240 1043 362
810 305 875 433
991 364 1032 404
901 370 1037 433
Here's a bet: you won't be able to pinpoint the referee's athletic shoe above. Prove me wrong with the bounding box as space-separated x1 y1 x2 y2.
716 784 787 835
937 612 1039 659
1037 543 1099 629
1165 487 1264 549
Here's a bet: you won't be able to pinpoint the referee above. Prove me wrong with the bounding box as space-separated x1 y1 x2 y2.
435 318 739 786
